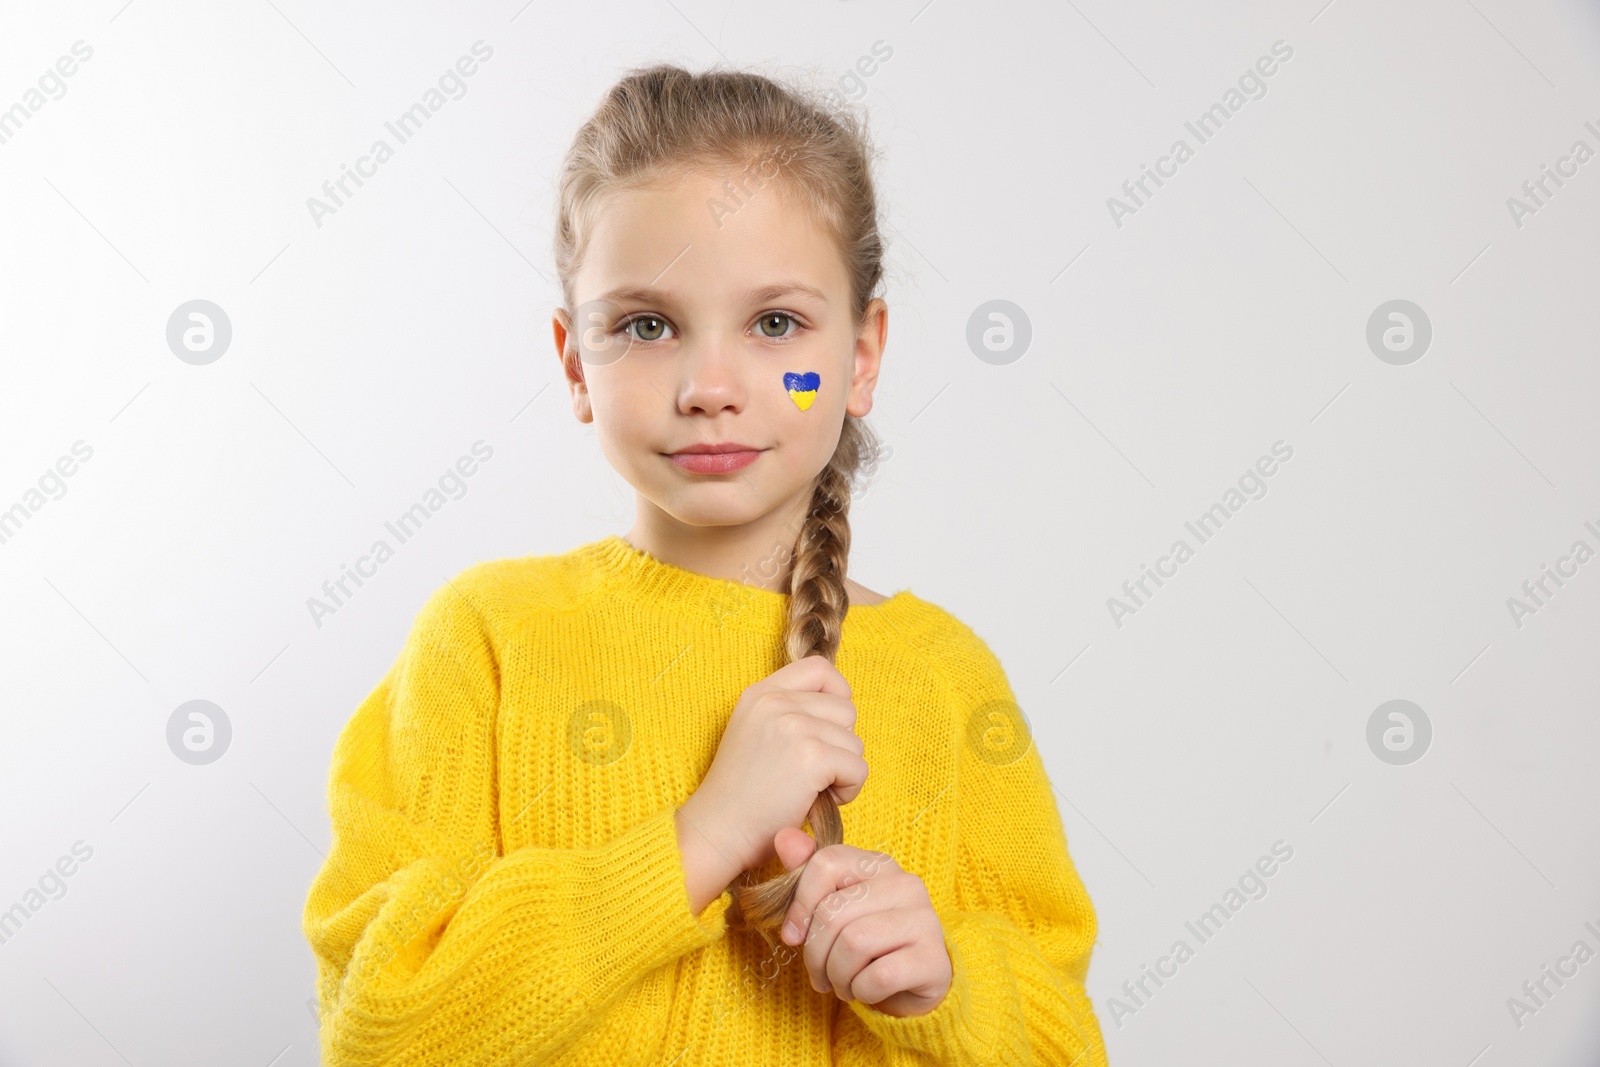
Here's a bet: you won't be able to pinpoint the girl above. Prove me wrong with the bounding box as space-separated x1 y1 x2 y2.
303 63 1108 1066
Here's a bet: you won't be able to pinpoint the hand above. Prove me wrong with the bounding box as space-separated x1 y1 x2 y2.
774 831 953 1018
680 656 869 878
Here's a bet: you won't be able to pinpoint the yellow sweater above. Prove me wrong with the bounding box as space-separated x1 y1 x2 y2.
303 534 1108 1065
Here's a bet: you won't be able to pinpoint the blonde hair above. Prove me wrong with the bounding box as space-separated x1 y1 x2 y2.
553 63 887 948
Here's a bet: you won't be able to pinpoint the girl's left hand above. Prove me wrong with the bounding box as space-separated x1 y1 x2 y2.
775 829 953 1017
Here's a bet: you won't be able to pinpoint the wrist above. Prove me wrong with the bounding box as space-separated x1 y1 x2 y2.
674 801 746 913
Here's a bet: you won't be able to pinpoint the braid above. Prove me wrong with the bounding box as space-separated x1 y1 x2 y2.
550 61 889 951
782 442 855 667
727 418 870 948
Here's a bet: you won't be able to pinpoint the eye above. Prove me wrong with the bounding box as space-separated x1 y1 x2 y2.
620 314 673 343
756 312 800 339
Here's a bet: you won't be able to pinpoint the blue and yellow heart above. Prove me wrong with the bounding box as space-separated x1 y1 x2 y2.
784 371 820 411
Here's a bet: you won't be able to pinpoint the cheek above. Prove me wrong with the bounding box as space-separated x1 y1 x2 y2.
588 366 657 424
774 356 841 416
585 374 659 462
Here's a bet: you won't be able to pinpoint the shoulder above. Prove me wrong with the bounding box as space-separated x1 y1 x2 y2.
850 594 1034 768
411 543 594 641
878 593 1014 699
897 600 1037 767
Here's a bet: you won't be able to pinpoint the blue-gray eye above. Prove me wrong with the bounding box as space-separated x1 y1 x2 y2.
758 313 794 338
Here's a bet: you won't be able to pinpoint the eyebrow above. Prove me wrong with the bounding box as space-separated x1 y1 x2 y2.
597 281 830 307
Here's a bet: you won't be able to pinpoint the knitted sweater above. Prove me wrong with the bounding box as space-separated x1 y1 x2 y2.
302 534 1108 1066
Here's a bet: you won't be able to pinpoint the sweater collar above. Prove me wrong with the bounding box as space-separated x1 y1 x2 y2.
578 534 936 645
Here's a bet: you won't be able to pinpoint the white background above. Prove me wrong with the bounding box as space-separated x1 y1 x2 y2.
2 0 1598 1063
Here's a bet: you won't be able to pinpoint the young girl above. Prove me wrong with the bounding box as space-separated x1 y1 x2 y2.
303 63 1108 1066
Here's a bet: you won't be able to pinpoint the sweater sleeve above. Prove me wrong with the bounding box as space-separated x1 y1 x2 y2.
302 577 733 1066
838 633 1109 1066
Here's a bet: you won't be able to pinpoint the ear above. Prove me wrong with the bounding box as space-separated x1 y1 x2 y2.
553 307 593 424
846 298 887 418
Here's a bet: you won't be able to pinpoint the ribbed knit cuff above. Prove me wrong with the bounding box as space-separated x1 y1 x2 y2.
501 805 733 1011
483 809 732 1017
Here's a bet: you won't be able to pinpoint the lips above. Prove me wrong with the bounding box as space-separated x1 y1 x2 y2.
667 443 764 474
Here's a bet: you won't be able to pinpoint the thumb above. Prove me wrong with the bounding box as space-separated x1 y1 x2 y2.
773 826 818 872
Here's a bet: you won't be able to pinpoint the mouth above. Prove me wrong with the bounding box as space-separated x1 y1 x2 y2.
665 443 766 474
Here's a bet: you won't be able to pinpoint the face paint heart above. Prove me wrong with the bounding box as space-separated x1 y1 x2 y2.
783 371 821 411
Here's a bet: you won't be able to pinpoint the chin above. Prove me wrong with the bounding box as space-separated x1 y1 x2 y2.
645 483 773 526
662 502 772 528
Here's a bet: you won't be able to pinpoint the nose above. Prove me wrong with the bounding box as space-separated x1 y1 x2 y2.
674 326 747 417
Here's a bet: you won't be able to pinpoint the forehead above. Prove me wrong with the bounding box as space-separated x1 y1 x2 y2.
573 169 849 308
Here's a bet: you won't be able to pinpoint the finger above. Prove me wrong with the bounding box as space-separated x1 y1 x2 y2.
769 654 853 704
774 826 817 872
797 864 912 988
781 688 859 732
810 721 865 758
824 911 921 1003
847 943 937 1008
820 745 869 806
780 843 880 947
789 844 900 944
802 880 886 991
786 719 867 803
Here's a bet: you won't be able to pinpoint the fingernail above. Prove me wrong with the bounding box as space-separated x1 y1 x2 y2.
782 921 799 945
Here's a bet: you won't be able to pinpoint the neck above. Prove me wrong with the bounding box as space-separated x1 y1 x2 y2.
626 493 819 593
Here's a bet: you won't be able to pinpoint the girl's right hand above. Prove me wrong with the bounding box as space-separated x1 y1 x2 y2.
680 655 868 876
